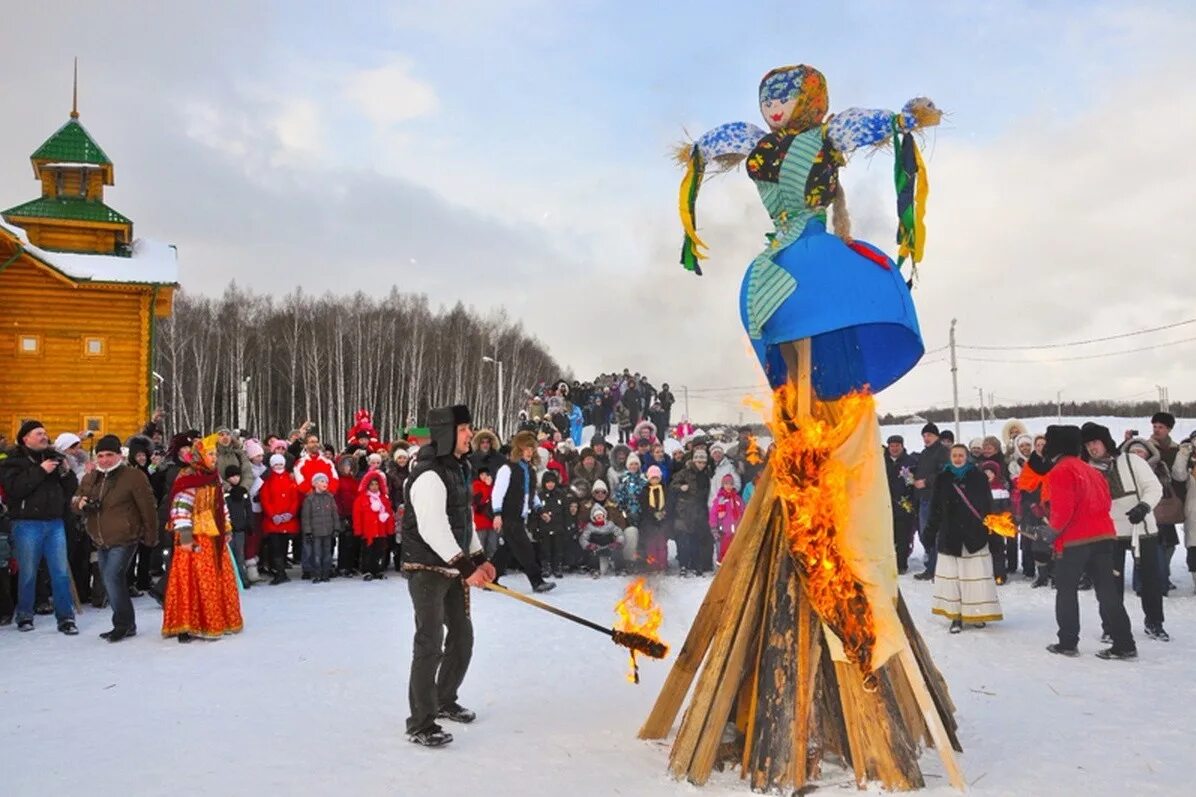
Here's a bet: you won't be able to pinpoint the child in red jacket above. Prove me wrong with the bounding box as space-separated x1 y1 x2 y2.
259 454 301 585
354 471 393 581
335 457 361 576
472 468 496 557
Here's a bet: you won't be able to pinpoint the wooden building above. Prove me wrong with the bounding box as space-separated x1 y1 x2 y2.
0 96 178 443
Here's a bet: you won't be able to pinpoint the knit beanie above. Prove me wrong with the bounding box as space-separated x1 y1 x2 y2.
591 479 609 494
269 454 286 468
625 453 641 469
646 465 663 481
312 473 330 486
95 434 122 455
243 439 264 460
17 419 44 445
921 422 939 437
224 464 242 480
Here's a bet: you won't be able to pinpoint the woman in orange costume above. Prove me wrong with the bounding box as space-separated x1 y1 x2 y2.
162 434 244 643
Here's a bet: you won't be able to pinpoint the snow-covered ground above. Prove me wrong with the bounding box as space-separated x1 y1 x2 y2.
3 546 1195 796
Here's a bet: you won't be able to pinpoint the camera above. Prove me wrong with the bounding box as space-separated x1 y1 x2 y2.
79 499 102 515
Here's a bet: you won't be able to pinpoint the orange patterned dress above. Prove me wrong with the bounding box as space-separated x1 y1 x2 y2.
162 470 244 639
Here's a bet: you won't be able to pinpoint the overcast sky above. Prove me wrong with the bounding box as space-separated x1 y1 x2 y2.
3 1 1193 422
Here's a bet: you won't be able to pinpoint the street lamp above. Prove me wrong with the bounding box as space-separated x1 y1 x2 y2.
482 355 505 441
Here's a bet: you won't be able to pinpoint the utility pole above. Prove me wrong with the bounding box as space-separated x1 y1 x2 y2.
977 387 986 437
483 354 505 440
238 376 251 433
682 385 690 420
949 319 961 441
1057 390 1063 423
1157 385 1170 413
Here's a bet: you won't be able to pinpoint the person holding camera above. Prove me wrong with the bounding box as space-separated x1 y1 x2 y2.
72 435 158 642
0 420 79 634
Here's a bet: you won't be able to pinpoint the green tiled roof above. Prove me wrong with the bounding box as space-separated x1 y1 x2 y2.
3 196 130 225
31 119 111 165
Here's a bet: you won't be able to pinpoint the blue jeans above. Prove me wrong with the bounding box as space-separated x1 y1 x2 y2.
310 535 333 578
13 519 75 622
301 533 315 575
98 543 138 631
918 498 937 575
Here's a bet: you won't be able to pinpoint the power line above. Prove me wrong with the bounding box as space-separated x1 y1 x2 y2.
958 317 1196 351
957 335 1196 364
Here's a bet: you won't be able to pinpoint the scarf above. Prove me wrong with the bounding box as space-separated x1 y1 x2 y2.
647 483 665 511
518 460 532 505
169 467 228 531
946 462 973 480
368 491 390 523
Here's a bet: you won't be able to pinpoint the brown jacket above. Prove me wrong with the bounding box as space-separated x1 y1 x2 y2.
73 464 158 549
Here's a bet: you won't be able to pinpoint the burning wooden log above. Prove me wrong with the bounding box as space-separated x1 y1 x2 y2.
640 339 965 793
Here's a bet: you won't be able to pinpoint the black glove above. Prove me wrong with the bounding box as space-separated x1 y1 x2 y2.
1125 502 1151 525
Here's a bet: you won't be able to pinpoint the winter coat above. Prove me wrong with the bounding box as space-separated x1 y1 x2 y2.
657 389 675 412
335 470 359 519
569 404 584 446
914 440 950 502
708 487 745 536
640 452 672 484
581 520 624 550
614 404 632 431
572 461 606 489
469 430 505 479
216 441 256 493
0 446 73 521
386 463 410 508
301 490 341 537
259 470 301 534
73 463 157 548
709 457 741 507
250 461 267 513
885 450 918 518
926 467 992 557
533 486 571 537
616 470 648 525
224 485 252 535
1088 454 1161 542
1171 441 1196 547
353 472 394 543
669 462 712 534
632 420 658 447
293 452 339 495
472 478 494 531
1046 456 1116 554
641 482 669 538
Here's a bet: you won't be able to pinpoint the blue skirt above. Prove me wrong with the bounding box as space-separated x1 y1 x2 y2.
739 220 923 398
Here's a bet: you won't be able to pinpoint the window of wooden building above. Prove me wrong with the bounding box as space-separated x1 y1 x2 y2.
83 336 107 357
18 334 42 355
83 416 105 435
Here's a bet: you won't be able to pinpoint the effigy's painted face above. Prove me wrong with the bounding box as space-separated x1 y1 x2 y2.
758 64 828 132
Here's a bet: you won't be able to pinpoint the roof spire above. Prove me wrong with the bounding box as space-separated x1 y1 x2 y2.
71 57 79 119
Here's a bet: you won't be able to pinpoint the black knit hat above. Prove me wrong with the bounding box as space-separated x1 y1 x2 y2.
223 464 242 480
887 434 904 445
1151 412 1175 430
921 422 939 437
94 434 122 455
17 419 44 444
1079 422 1117 457
1044 425 1083 460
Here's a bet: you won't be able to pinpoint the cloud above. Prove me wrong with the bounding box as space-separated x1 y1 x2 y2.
342 59 439 127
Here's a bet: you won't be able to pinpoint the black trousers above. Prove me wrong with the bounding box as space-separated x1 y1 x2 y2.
1113 536 1164 629
492 519 544 588
338 528 360 572
407 571 473 734
268 534 291 574
539 530 566 574
67 524 93 601
360 538 388 576
892 511 915 571
0 568 14 619
1055 539 1134 652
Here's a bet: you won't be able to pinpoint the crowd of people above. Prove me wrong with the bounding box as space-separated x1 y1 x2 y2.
886 412 1195 657
4 382 1193 664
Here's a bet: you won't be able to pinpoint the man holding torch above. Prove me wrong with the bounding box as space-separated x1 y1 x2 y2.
401 404 496 748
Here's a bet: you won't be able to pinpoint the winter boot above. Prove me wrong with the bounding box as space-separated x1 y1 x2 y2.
1095 646 1138 661
533 581 557 594
1031 570 1052 589
408 725 453 747
1144 625 1171 642
246 558 262 584
57 620 78 636
949 619 963 634
437 702 477 724
1078 573 1093 591
1046 643 1079 657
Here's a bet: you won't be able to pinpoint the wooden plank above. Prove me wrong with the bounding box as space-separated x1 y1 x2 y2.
667 510 774 775
639 469 776 739
791 578 822 789
897 590 961 748
685 518 774 785
897 644 968 791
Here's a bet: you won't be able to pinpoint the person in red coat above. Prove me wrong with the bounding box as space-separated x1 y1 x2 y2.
1043 425 1136 660
471 469 497 558
334 456 361 576
354 470 393 580
259 454 301 585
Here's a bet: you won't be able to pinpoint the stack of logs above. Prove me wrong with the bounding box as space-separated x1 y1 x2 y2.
639 340 965 793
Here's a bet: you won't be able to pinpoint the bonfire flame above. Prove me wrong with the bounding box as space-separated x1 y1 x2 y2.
984 512 1018 539
614 577 668 684
770 385 878 679
744 433 764 466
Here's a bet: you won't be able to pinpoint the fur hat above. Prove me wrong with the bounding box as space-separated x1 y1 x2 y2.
1043 425 1083 460
224 464 243 480
646 465 663 481
571 478 591 496
579 447 595 461
1122 437 1161 465
17 419 44 444
428 404 473 453
1152 412 1176 430
1080 423 1118 457
269 454 287 468
541 470 559 488
95 434 122 455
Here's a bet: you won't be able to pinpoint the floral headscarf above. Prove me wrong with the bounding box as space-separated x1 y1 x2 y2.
758 65 828 132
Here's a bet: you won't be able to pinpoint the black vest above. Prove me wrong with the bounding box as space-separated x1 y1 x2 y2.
401 448 473 569
500 462 531 523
